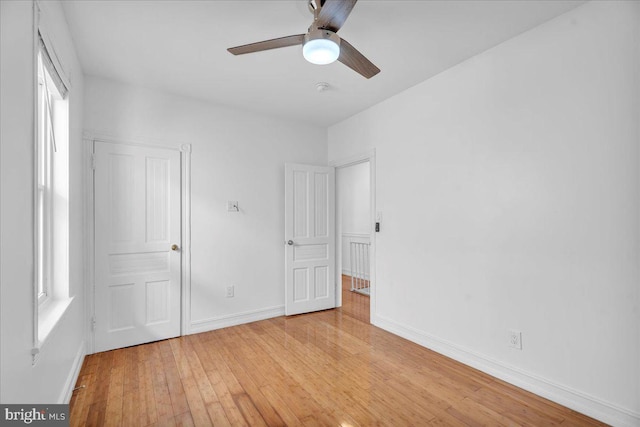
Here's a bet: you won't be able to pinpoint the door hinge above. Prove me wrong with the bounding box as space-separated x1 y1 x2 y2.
91 317 96 331
90 154 96 170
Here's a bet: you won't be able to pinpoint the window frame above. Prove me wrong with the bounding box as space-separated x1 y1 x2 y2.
32 18 73 362
36 52 56 307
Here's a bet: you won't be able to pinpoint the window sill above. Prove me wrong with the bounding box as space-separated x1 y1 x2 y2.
34 296 74 364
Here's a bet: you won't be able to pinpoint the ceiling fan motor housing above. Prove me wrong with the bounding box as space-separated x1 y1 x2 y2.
304 28 340 47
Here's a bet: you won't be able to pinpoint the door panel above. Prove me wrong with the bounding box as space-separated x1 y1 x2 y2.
285 164 335 315
94 141 181 352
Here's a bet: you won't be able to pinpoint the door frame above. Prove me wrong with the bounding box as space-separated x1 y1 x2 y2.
83 133 192 354
330 149 376 323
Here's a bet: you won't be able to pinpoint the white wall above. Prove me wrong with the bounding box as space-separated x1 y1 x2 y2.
337 162 370 274
337 162 370 235
83 76 327 332
329 2 640 425
0 0 85 403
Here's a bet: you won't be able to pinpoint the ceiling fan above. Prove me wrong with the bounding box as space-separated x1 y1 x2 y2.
227 0 380 79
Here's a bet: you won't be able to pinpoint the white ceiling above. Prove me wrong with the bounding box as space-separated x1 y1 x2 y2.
62 0 584 127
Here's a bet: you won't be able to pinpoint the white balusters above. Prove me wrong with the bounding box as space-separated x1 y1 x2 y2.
349 241 370 295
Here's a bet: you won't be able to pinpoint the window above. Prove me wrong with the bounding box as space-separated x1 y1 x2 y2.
36 50 58 305
34 35 71 352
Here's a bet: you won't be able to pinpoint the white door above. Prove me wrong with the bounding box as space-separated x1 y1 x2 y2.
94 141 181 352
285 163 336 315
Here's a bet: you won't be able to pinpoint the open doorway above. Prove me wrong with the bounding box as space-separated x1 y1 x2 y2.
335 155 374 323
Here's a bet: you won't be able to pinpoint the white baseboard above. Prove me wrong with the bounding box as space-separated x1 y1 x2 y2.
373 315 640 427
58 340 86 404
190 306 285 334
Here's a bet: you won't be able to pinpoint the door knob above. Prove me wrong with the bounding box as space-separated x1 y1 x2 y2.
171 244 179 251
287 240 294 246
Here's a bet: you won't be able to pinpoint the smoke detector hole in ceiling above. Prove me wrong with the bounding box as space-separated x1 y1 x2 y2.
315 82 330 92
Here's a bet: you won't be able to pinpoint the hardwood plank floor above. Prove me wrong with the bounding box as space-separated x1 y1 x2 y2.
70 276 605 426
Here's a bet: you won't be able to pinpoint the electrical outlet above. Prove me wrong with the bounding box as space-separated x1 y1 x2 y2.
508 329 522 350
226 285 235 298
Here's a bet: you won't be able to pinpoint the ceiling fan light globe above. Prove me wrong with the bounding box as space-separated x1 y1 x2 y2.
303 38 340 65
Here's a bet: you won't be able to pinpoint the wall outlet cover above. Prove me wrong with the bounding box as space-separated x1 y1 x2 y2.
226 285 235 298
508 329 522 350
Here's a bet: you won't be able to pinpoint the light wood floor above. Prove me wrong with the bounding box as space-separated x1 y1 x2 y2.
70 275 604 426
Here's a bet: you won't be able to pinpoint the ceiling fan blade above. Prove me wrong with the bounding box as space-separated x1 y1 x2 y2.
316 0 358 33
228 34 305 55
338 38 380 79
